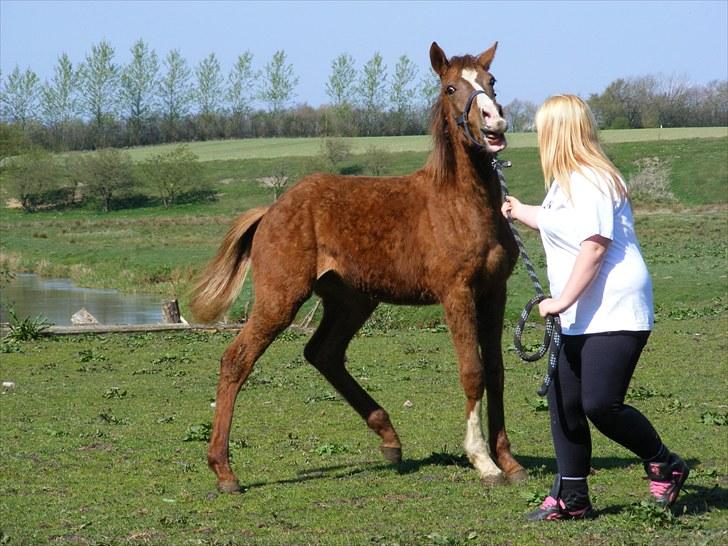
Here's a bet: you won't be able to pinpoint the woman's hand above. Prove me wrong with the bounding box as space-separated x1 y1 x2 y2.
501 196 522 220
501 196 540 230
538 297 564 318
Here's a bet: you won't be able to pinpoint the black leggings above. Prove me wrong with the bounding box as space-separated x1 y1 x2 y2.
548 330 662 477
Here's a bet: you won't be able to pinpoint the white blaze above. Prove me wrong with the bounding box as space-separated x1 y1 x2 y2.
464 400 503 479
461 68 501 124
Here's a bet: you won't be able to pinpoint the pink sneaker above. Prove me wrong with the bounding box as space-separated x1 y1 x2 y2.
644 453 689 508
526 495 594 521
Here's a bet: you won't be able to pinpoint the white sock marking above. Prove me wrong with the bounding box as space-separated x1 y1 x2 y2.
464 400 502 478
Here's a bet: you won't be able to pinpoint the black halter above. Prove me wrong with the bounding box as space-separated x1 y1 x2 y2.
455 89 488 149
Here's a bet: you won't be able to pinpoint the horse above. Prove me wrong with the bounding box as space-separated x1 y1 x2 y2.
190 41 527 493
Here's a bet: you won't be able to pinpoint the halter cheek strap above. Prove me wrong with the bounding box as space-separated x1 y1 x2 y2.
455 89 487 149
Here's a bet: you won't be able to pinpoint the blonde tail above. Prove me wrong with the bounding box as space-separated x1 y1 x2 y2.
190 207 268 323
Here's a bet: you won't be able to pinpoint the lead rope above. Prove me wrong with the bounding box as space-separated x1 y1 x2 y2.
492 158 561 397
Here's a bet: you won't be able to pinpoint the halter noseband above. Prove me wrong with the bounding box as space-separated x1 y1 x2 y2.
455 89 488 149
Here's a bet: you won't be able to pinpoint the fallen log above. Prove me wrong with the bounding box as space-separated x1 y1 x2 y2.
0 322 314 336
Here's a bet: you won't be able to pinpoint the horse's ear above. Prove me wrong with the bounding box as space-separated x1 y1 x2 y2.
430 42 449 77
478 42 498 71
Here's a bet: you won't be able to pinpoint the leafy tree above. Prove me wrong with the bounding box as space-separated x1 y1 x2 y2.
326 53 357 108
357 52 387 135
141 144 203 208
41 53 79 130
82 148 135 212
4 148 63 211
195 53 224 116
419 69 440 110
325 53 357 136
0 66 40 127
120 39 159 144
159 49 193 138
78 40 120 129
390 54 418 134
0 123 31 162
259 50 299 112
227 51 257 115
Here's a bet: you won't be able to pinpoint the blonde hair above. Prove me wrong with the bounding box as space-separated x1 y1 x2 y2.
535 94 627 202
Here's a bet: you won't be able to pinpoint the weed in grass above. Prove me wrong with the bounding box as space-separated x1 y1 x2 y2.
102 387 128 399
661 398 692 413
621 500 685 528
627 385 670 400
184 423 212 442
699 411 728 426
77 348 107 363
98 409 129 425
3 307 50 341
313 442 350 456
529 398 549 412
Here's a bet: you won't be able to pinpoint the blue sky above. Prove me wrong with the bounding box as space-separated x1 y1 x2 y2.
1 0 726 107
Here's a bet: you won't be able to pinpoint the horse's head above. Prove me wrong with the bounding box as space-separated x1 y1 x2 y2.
430 42 508 154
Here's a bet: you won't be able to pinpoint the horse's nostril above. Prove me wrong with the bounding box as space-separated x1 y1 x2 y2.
482 110 491 118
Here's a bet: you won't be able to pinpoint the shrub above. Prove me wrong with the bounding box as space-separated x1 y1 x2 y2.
141 144 205 208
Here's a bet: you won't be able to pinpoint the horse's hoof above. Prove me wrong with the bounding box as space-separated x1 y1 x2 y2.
480 473 508 486
217 479 243 494
506 468 529 484
380 446 402 464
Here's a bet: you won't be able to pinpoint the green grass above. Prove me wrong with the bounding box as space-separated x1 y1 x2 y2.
1 134 727 543
0 264 725 544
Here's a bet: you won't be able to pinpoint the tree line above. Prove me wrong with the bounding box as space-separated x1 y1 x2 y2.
1 39 726 152
0 39 440 151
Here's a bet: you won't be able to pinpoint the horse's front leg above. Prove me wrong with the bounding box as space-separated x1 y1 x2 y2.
477 286 528 483
443 287 505 485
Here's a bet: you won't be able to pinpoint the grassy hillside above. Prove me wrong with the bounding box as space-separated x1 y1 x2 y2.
66 127 728 162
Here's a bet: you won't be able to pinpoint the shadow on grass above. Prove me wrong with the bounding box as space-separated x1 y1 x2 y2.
241 453 726 518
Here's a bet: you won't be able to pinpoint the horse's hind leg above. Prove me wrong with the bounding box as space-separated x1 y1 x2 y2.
209 290 307 493
477 286 528 483
304 279 402 463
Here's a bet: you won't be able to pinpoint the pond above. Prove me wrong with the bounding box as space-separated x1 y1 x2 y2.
0 273 163 325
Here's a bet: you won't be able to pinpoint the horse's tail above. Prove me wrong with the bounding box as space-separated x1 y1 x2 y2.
190 207 269 323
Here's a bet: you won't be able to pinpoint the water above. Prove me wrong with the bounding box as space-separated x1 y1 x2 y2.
0 273 163 325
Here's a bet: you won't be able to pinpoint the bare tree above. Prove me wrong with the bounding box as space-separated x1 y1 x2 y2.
504 98 537 132
257 166 290 201
0 66 40 127
121 39 159 144
259 50 299 113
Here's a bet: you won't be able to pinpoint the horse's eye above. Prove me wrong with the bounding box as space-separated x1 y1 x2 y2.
446 85 456 95
490 77 496 87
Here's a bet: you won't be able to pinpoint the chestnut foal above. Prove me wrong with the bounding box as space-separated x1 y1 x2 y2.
191 42 527 493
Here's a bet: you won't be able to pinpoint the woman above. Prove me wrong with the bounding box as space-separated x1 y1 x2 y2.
501 95 688 521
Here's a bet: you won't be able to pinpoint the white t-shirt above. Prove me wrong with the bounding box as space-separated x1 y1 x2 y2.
536 168 654 335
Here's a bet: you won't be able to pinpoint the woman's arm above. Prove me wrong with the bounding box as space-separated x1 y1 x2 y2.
538 235 610 317
501 196 541 230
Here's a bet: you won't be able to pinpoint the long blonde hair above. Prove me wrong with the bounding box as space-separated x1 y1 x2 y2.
535 94 627 202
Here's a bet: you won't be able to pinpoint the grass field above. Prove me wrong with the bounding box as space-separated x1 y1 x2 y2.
1 132 727 543
111 127 728 162
1 208 726 544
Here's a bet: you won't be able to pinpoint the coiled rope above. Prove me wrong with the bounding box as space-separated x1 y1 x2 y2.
492 158 561 397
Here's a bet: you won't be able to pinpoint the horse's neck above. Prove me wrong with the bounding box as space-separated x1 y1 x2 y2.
452 145 500 210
